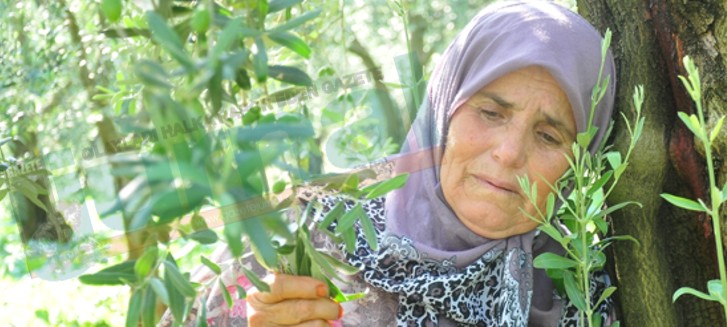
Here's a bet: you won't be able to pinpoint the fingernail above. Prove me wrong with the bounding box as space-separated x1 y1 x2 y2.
338 304 344 319
316 284 327 297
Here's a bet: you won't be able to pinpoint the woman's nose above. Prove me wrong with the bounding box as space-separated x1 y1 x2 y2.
490 130 527 168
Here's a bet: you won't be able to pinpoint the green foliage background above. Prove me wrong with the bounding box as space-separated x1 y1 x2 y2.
0 0 508 325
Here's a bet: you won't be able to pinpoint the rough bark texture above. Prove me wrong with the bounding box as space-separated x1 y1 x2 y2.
578 0 727 325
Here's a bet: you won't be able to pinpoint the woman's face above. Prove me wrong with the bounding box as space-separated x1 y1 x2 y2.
440 66 576 239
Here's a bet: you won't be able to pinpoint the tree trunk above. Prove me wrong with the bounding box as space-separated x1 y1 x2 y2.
578 0 727 325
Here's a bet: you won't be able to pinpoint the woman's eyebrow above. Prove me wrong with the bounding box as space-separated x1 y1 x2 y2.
543 113 576 138
478 91 514 109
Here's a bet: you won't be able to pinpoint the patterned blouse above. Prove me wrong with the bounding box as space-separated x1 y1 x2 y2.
158 196 616 327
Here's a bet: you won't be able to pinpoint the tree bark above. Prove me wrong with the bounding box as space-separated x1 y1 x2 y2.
578 0 727 325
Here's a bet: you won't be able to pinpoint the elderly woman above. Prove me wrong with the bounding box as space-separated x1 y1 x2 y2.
164 1 618 326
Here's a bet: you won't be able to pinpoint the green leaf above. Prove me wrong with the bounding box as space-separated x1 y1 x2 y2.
319 252 360 275
335 203 363 233
269 0 302 13
533 253 578 270
224 220 244 257
211 18 242 60
342 173 360 194
591 313 602 327
587 170 613 196
150 277 170 305
269 9 322 33
141 286 157 327
134 247 158 278
359 212 379 251
12 178 48 212
711 116 725 142
253 37 268 82
151 186 209 223
576 128 596 149
545 193 555 217
707 279 725 302
595 286 616 307
243 216 279 269
0 137 13 147
198 255 221 275
677 111 703 138
660 193 705 212
187 229 219 244
268 31 311 59
593 216 608 234
341 225 357 253
191 8 210 33
319 201 344 230
135 60 172 89
126 289 142 327
538 224 565 246
146 12 194 71
242 268 270 292
563 271 587 312
0 137 13 146
235 69 252 90
101 0 122 22
268 65 313 86
208 64 223 115
220 279 234 309
163 261 196 297
258 0 269 20
236 285 247 299
722 182 727 204
592 201 641 221
362 173 409 199
605 151 622 170
597 234 640 248
163 255 186 322
79 260 137 285
191 214 208 231
673 286 717 303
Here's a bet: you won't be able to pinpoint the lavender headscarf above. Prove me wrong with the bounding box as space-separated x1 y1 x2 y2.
371 1 616 325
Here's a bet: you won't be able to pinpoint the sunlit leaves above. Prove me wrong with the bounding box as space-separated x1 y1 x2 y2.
269 0 303 13
101 0 122 23
253 37 269 82
79 260 138 285
269 9 322 33
660 193 706 212
268 65 313 86
146 12 195 71
163 261 196 297
533 253 578 270
125 289 142 327
361 173 409 199
269 32 312 59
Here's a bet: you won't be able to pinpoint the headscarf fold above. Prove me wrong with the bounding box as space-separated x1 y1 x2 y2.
350 1 617 326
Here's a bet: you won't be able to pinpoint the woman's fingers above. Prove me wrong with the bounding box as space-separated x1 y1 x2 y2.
255 274 330 303
248 317 332 327
247 274 342 326
249 298 341 325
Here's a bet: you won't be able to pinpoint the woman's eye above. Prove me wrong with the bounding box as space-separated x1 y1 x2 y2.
478 108 502 120
538 131 561 145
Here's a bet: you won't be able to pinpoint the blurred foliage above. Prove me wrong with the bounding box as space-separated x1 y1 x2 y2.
0 0 486 325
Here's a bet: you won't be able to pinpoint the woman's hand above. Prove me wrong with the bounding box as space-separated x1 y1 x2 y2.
246 274 342 327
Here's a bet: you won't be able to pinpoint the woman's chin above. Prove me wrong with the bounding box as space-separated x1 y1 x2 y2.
455 206 520 239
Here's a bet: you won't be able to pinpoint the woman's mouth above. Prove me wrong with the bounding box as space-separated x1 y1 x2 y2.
472 175 519 195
